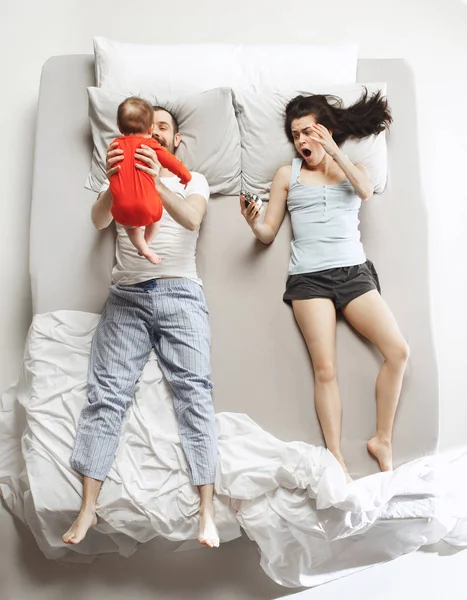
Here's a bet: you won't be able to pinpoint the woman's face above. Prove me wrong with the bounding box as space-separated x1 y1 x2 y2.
291 114 327 166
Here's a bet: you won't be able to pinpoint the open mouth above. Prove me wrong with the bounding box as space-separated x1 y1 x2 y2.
302 148 312 158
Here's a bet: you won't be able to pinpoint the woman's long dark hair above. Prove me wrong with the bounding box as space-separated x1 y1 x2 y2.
284 88 392 146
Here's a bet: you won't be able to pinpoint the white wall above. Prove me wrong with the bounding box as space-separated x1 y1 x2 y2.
1 0 466 454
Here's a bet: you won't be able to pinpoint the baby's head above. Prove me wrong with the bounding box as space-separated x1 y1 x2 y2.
117 96 154 136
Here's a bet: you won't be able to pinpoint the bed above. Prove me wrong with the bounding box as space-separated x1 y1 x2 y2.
31 55 438 471
1 52 465 596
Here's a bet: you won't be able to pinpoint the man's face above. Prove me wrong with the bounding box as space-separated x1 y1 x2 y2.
152 109 181 154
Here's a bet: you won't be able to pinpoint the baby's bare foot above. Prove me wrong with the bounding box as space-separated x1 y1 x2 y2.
139 250 161 264
62 508 97 545
367 436 393 471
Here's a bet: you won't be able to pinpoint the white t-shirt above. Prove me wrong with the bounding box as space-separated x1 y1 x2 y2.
100 172 210 286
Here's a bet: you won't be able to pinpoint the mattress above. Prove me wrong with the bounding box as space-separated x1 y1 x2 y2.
29 55 439 477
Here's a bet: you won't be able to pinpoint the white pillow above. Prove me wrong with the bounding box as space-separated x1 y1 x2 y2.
94 36 243 95
94 37 358 95
238 44 358 91
233 83 388 199
86 87 241 195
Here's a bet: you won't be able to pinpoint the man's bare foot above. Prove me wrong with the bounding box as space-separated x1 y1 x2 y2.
62 508 97 545
138 250 161 264
367 436 393 471
198 507 219 548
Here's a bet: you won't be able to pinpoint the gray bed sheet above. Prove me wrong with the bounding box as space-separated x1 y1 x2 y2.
30 55 438 482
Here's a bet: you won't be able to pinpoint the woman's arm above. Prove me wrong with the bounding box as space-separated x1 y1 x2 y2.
309 123 374 201
332 152 374 201
240 166 289 245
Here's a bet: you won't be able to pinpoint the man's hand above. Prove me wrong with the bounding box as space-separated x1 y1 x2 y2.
106 142 124 178
135 144 162 184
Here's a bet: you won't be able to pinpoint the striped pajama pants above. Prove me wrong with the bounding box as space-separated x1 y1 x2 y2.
70 278 218 486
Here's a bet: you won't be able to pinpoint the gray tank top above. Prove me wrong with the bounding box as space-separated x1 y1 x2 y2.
287 158 366 275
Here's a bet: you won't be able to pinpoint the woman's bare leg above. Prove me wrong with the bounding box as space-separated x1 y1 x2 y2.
342 290 410 471
292 298 351 480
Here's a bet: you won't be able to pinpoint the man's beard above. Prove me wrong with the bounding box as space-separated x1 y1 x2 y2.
153 135 175 155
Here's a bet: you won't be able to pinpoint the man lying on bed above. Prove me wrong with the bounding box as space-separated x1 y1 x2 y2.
62 106 220 549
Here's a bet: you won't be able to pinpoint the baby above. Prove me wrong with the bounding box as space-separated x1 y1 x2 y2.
109 96 192 264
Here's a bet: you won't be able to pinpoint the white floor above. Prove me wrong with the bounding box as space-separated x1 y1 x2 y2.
2 502 466 600
279 547 467 600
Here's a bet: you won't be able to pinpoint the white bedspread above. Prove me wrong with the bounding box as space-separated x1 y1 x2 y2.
0 311 466 587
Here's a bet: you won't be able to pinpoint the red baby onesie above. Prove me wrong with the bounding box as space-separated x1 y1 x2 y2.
110 136 192 227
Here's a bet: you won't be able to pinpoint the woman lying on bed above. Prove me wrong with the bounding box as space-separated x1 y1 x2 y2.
240 91 409 481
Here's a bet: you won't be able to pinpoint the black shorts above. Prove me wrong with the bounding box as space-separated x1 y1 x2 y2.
283 260 381 310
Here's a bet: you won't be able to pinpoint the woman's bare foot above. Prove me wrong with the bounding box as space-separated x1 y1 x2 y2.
198 506 219 548
367 436 393 471
62 508 97 545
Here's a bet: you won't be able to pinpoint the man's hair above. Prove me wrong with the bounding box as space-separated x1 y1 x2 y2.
117 97 154 135
152 105 179 135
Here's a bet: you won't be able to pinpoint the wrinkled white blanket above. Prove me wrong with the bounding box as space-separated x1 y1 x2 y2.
0 311 466 587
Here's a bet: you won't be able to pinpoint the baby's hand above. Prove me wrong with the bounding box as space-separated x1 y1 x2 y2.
106 142 124 178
